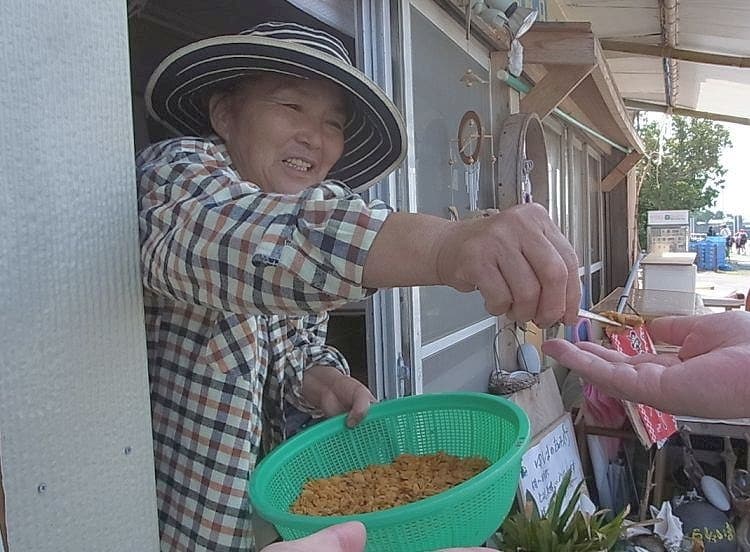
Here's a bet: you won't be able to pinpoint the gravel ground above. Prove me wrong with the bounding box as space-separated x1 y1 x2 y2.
695 250 750 303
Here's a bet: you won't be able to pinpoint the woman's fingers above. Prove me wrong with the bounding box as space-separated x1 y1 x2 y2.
506 204 579 325
480 205 578 325
497 252 541 323
474 268 513 316
514 243 567 327
345 386 376 428
434 203 579 324
537 221 581 324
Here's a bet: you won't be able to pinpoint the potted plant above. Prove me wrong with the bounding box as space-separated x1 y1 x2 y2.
497 471 629 552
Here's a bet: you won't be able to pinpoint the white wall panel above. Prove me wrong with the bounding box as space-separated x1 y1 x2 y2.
0 1 159 550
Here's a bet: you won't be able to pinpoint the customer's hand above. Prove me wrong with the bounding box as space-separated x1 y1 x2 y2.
261 522 365 552
302 366 376 427
542 311 750 419
435 203 580 327
261 521 498 551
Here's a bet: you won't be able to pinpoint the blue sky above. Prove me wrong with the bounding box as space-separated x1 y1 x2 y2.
717 122 750 219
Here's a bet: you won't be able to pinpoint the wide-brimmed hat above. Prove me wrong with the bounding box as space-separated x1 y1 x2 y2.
145 21 407 192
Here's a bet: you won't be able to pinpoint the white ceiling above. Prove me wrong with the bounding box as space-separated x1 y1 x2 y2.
553 0 750 123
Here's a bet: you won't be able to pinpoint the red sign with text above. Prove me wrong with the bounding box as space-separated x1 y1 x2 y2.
607 326 678 447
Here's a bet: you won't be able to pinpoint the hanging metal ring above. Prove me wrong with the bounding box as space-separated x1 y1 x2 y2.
457 110 483 165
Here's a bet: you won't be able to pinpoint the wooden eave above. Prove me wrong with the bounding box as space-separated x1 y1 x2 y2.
524 22 644 154
493 22 644 192
501 22 645 157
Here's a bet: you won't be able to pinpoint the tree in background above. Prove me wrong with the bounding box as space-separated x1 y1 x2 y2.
693 208 726 222
636 115 731 247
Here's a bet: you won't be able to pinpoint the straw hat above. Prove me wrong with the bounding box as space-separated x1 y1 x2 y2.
145 22 407 192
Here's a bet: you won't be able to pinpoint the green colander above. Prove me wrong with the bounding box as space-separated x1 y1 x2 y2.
249 392 530 551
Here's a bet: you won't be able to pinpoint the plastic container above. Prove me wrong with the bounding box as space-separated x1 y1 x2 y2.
249 392 530 551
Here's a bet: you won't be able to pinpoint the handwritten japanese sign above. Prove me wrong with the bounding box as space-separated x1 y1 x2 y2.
518 413 585 514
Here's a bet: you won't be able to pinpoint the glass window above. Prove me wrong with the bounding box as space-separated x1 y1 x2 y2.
569 141 586 266
591 270 602 305
545 126 564 230
421 328 495 393
410 7 492 343
588 153 602 265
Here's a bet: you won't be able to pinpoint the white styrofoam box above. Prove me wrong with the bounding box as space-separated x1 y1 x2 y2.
642 253 698 293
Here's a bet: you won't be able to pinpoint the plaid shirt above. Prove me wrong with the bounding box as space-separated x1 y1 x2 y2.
136 136 391 551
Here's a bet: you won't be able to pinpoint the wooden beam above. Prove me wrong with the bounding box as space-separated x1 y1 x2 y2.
601 39 750 69
624 99 750 126
601 151 642 192
523 64 613 155
500 21 646 154
589 60 645 153
570 75 629 153
518 21 597 66
520 64 594 119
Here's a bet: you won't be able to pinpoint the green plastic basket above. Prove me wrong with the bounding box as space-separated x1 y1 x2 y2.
249 392 530 551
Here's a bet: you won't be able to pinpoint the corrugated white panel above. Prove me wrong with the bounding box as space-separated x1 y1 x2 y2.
607 56 664 102
557 0 660 38
681 63 750 115
558 0 750 120
680 0 750 56
0 1 160 550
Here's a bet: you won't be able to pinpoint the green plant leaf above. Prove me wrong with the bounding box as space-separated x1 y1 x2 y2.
499 468 629 552
556 479 585 534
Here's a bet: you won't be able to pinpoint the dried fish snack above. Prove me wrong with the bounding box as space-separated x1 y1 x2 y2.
290 451 489 516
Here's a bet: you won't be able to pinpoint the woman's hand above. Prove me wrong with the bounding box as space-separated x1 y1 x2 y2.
302 365 376 427
363 204 580 327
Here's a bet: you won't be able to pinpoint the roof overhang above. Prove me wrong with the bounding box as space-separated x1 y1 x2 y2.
514 21 646 158
550 0 750 126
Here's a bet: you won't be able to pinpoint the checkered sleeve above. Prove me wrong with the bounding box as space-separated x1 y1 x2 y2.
287 313 349 415
261 313 349 446
136 138 391 316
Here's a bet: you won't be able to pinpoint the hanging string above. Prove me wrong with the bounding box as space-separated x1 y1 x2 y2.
492 321 535 373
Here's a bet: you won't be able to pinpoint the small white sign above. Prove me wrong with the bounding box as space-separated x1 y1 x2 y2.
518 413 585 515
648 210 689 226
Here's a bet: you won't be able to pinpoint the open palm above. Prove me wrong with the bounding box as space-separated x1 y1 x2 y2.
542 311 750 419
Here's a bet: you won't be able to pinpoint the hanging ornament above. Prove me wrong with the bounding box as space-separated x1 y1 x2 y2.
521 158 534 203
457 110 483 212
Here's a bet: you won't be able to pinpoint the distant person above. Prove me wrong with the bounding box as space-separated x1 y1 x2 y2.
720 225 732 257
707 226 716 236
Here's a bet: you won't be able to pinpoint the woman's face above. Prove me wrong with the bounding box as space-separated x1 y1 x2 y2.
209 75 347 194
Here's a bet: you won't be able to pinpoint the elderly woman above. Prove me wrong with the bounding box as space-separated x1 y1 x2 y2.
137 22 580 551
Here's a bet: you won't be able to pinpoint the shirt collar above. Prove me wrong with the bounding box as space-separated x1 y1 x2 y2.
206 133 237 172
